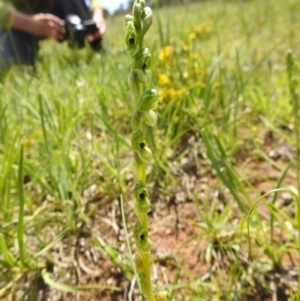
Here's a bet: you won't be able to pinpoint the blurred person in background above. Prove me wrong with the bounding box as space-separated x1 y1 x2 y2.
0 0 106 70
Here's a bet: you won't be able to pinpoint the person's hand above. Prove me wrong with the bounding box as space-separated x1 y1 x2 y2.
89 8 106 42
29 14 65 40
10 11 65 40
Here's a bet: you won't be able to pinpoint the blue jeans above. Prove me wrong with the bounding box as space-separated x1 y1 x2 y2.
0 29 39 70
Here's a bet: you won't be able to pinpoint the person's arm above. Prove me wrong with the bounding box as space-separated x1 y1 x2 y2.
8 11 65 40
89 0 106 41
0 2 64 40
7 10 65 40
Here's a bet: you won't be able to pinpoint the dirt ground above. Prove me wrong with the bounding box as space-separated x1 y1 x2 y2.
3 129 299 301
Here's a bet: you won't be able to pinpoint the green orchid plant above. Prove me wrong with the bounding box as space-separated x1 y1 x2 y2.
125 1 168 300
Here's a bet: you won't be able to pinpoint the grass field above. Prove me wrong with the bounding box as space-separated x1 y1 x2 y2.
1 0 300 300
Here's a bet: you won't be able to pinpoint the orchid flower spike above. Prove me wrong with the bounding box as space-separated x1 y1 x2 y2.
125 1 169 299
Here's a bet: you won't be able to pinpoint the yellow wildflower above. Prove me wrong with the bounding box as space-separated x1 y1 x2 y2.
167 88 177 98
158 74 170 86
160 88 180 101
158 45 174 63
181 41 190 52
183 71 189 79
189 32 196 40
193 22 212 39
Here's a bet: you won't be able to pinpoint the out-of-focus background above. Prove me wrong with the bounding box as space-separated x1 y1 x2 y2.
1 0 300 300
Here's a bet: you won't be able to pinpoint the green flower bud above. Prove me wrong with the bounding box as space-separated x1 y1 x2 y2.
140 0 145 8
131 130 153 163
131 130 147 152
138 144 152 163
134 181 150 214
128 71 141 99
134 180 149 200
135 252 145 274
133 152 146 182
133 1 143 31
156 291 168 301
142 110 157 127
135 69 152 84
131 109 143 130
136 89 159 111
141 7 153 36
131 48 152 85
133 221 152 253
125 19 140 57
132 48 151 71
125 14 134 23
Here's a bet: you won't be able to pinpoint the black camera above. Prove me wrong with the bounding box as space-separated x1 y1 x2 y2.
62 15 102 51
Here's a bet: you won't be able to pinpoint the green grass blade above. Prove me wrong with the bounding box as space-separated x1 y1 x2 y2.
120 194 142 294
34 228 70 258
201 128 248 213
41 269 120 293
0 233 17 266
17 144 26 265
